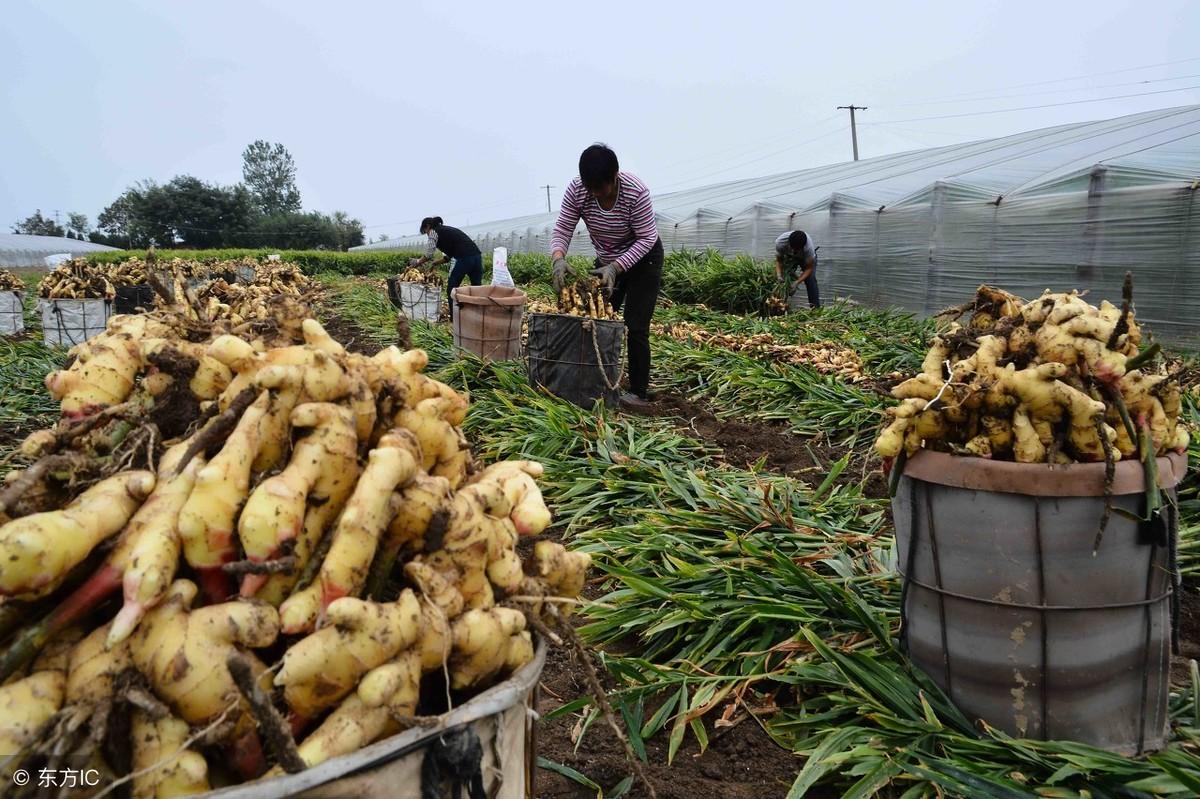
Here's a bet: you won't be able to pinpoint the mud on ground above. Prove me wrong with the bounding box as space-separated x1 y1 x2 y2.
651 393 888 500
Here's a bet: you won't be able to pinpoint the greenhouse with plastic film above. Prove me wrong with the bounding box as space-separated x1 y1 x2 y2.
0 233 118 268
361 105 1200 345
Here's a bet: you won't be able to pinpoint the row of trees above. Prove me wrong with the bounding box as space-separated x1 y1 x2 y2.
11 141 365 251
10 210 92 240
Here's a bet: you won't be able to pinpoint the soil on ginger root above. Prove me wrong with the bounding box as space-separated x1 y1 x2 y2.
534 642 824 799
652 393 887 500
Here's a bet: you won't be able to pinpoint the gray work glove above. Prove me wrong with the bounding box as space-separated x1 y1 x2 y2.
552 257 570 291
408 257 421 268
590 262 619 294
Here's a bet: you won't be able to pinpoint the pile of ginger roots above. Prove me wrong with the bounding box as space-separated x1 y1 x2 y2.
0 289 589 796
875 282 1190 465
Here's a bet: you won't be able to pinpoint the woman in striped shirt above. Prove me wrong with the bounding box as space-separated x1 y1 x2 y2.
550 144 663 409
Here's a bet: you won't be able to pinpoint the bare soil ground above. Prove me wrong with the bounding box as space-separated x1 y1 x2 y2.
535 641 815 798
650 393 887 499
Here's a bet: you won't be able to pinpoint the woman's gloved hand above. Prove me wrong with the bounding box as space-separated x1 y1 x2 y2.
552 257 570 291
590 262 618 293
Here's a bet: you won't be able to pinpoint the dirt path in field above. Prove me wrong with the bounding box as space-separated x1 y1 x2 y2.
535 643 819 799
649 393 888 500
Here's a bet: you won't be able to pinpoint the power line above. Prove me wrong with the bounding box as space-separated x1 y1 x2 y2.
655 120 847 194
847 107 1200 197
869 125 936 151
881 124 989 142
658 106 1197 214
540 185 555 213
864 85 1200 125
885 73 1200 108
838 108 1194 196
1098 127 1200 163
650 62 1200 178
888 55 1200 105
1003 116 1200 195
658 118 1038 211
653 113 845 175
362 192 547 232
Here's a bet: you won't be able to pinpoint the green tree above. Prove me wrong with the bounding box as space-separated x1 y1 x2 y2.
154 176 255 248
330 210 365 250
245 211 330 249
67 212 90 239
244 210 362 250
98 176 254 248
98 183 153 247
12 209 65 237
242 140 301 216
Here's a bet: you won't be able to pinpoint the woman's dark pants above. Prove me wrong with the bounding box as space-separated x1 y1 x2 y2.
447 254 483 321
608 239 664 399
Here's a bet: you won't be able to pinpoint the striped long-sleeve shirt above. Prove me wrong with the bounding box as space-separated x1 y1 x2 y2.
550 172 659 271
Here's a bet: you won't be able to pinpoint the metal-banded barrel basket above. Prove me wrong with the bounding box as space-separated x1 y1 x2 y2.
39 298 113 348
452 285 526 361
0 291 24 335
197 641 546 799
114 284 155 315
526 313 625 408
893 450 1188 755
386 278 441 322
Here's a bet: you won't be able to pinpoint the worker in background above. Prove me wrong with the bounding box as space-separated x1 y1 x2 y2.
551 143 663 411
409 216 483 321
775 230 821 310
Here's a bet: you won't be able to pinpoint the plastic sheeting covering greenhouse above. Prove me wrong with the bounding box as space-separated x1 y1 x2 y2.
0 234 117 268
362 105 1200 345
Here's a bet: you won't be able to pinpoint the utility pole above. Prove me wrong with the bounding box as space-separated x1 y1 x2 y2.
540 185 555 213
836 105 867 161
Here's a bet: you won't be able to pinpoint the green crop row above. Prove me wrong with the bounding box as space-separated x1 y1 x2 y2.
85 248 424 276
81 246 793 315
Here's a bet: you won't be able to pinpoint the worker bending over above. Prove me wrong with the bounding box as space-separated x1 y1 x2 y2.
410 216 483 321
775 230 821 310
550 143 663 410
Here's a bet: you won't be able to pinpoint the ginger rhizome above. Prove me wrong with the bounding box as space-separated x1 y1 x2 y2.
874 283 1188 465
0 288 584 794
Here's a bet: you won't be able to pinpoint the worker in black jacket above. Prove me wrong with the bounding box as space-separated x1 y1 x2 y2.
409 217 483 320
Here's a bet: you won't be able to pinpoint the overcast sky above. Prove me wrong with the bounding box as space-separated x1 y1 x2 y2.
3 0 1198 242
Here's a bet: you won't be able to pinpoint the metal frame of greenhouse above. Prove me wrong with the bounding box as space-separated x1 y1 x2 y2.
359 105 1200 345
